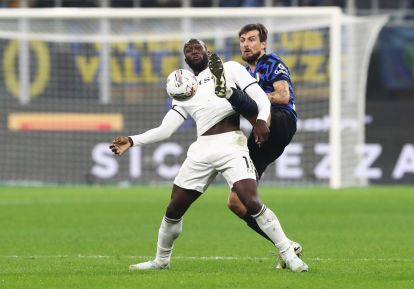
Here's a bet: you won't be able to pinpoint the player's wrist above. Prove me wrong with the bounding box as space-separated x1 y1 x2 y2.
256 118 271 129
256 118 267 125
127 136 134 147
256 108 270 122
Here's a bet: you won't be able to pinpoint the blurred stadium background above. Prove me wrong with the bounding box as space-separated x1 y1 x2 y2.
1 0 413 187
0 2 413 289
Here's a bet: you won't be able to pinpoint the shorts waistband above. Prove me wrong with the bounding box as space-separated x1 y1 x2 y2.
197 130 244 140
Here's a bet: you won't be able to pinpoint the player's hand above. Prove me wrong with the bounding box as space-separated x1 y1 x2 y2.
109 136 131 156
253 119 269 145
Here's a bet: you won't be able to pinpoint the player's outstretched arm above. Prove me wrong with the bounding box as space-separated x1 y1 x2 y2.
109 108 186 156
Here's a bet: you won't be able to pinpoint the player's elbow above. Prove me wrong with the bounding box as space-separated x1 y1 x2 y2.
270 94 289 105
280 97 289 105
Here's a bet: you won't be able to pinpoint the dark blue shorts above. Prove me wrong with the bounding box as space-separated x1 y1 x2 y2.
248 109 296 179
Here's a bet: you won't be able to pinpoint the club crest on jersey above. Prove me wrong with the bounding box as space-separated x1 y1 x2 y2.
198 76 211 85
255 72 260 82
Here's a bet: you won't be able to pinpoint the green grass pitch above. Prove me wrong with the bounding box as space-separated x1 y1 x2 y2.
0 186 413 289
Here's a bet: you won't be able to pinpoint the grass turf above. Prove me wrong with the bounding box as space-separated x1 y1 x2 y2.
0 186 413 289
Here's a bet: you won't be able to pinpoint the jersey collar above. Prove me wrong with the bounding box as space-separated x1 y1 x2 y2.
247 53 269 76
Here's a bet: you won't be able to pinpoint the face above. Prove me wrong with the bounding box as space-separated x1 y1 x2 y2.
239 30 266 64
183 39 209 74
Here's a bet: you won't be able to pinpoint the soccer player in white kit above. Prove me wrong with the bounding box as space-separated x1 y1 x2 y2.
110 39 308 272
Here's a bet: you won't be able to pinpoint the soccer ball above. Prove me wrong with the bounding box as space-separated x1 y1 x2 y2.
166 69 198 101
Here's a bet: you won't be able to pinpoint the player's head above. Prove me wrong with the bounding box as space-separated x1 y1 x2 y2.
183 38 209 75
238 23 268 64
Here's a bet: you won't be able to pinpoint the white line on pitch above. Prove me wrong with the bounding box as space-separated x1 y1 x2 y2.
2 255 413 262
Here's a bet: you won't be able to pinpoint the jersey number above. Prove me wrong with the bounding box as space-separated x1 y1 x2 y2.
243 156 250 168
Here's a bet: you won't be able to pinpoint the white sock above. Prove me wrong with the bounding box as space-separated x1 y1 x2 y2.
252 205 295 260
154 216 182 265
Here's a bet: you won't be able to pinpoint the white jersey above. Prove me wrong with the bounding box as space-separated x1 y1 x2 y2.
129 61 270 146
172 61 257 136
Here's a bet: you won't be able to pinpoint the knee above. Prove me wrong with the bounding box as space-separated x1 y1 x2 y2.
165 203 184 220
227 193 247 217
243 197 263 216
229 192 262 216
232 180 263 215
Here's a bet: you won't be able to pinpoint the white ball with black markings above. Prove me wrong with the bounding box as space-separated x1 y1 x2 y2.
166 69 198 101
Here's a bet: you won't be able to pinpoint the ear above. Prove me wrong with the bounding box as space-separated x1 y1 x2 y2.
261 41 267 51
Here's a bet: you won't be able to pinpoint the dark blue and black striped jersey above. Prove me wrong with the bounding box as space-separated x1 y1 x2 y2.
246 52 297 121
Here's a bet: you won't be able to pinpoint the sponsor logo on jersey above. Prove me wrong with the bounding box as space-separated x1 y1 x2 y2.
274 63 289 77
198 76 212 85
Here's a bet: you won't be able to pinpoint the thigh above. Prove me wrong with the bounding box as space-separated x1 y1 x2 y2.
220 150 257 188
248 133 282 179
268 110 296 147
174 157 218 193
248 110 296 178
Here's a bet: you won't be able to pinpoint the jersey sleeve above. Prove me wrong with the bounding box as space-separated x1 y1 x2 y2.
225 61 270 122
171 102 189 120
225 61 257 90
267 60 292 84
129 108 186 146
244 83 270 122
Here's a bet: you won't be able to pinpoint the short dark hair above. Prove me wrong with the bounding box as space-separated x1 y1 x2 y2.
238 23 268 42
183 38 207 52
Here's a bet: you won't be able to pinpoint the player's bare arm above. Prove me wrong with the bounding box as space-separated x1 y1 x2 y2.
109 109 186 156
268 80 290 105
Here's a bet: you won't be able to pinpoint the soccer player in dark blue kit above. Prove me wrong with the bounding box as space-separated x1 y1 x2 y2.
209 23 303 269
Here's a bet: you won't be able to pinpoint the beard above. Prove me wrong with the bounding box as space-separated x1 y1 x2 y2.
242 51 261 65
187 54 208 74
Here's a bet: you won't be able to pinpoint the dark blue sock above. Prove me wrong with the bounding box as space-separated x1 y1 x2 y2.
228 88 258 119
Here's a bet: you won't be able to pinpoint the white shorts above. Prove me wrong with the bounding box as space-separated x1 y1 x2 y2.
174 131 256 193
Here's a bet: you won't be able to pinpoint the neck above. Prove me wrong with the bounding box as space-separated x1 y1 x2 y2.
192 65 207 76
248 52 265 71
248 62 257 72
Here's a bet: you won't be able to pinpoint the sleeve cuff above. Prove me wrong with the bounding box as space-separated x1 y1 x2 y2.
127 136 134 147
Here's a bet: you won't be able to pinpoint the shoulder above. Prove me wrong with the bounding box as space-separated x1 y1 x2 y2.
263 53 290 78
171 98 179 106
224 61 250 78
266 52 283 62
224 60 246 71
171 100 185 110
260 53 286 68
171 103 188 119
267 53 289 69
